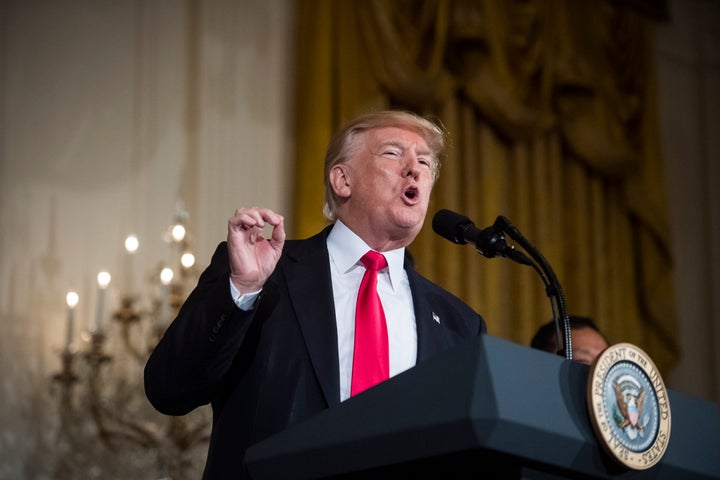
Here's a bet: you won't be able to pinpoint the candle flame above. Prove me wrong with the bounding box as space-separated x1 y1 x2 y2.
125 234 139 253
160 267 174 285
66 291 79 308
171 224 186 242
97 271 112 288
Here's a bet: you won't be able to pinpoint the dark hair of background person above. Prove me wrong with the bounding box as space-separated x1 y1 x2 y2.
530 316 609 353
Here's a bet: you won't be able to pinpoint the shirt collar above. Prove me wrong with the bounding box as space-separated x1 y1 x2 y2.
327 220 406 291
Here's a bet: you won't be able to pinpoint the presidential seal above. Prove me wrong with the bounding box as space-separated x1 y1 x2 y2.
587 343 671 470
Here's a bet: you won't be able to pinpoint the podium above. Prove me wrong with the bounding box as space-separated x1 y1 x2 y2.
245 335 720 479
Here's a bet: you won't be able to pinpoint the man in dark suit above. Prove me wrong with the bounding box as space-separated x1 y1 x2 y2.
144 110 486 479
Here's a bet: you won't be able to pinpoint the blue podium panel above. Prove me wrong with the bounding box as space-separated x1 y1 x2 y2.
246 335 720 480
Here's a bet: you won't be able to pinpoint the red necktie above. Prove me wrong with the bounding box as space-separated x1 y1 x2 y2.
351 251 389 396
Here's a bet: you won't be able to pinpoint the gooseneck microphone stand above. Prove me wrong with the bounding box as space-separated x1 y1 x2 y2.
492 216 573 360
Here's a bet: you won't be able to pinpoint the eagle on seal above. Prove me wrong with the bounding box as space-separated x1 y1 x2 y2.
614 382 645 430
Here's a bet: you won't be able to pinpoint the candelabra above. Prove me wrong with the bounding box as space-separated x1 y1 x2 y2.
51 211 210 480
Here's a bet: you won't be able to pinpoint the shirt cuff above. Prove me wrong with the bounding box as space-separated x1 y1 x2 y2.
229 277 262 311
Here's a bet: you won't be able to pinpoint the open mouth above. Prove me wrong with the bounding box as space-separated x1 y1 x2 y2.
403 186 419 201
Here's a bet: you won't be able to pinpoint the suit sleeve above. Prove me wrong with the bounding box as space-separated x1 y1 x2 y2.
144 242 262 415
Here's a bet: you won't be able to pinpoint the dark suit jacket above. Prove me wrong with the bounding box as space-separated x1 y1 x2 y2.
144 226 485 479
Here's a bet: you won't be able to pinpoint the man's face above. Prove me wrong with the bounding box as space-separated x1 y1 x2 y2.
333 126 435 250
571 327 609 366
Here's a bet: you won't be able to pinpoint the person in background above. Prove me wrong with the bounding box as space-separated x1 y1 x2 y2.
144 110 486 479
530 316 609 366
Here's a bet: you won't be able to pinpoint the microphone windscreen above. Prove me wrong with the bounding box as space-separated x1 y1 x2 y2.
432 209 470 244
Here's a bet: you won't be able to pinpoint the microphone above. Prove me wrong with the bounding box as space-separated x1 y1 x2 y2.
433 209 574 359
432 209 532 266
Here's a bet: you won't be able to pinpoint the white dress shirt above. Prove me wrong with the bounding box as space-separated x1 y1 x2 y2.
230 220 418 402
327 220 417 401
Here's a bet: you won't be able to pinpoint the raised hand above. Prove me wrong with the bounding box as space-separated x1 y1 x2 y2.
227 207 285 294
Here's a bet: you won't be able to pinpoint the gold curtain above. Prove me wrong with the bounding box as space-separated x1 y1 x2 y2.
291 0 678 374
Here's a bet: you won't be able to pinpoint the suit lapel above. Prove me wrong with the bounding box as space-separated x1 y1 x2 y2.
283 227 342 407
406 267 454 363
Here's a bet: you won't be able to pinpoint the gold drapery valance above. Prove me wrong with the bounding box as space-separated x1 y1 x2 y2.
292 0 677 374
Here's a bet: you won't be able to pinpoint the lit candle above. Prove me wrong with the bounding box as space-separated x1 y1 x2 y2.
95 271 111 332
171 224 186 242
125 234 139 253
65 291 79 352
159 267 174 323
181 251 195 269
124 234 139 293
160 267 174 286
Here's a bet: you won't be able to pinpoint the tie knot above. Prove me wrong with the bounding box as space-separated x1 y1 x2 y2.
361 251 387 272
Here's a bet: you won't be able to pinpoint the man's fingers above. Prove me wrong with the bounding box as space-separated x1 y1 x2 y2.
229 209 264 231
257 208 283 227
268 216 286 247
229 207 282 233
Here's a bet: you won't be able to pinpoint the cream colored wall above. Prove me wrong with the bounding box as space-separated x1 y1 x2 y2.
0 0 293 477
